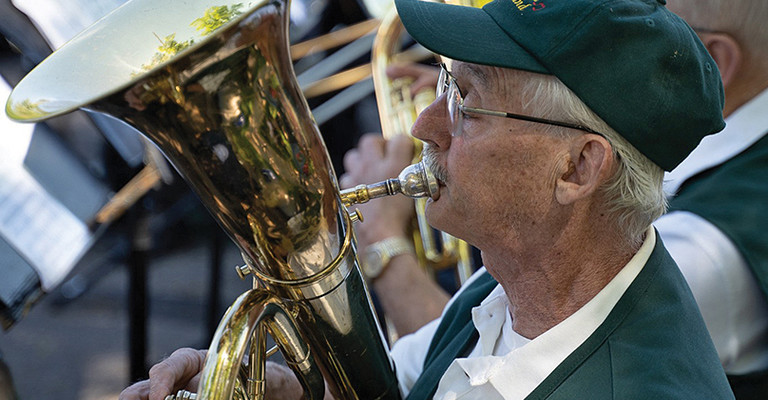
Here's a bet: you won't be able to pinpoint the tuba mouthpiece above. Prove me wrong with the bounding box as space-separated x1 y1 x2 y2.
340 161 439 206
396 161 439 200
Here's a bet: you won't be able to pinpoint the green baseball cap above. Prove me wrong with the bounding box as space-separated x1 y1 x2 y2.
394 0 725 171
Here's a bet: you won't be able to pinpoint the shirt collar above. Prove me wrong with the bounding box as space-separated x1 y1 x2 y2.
439 227 657 399
471 285 515 356
664 87 768 195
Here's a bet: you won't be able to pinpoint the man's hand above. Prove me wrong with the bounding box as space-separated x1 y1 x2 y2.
118 348 309 400
119 348 206 400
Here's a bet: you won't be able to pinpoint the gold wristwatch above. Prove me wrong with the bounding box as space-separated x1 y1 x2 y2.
362 236 414 280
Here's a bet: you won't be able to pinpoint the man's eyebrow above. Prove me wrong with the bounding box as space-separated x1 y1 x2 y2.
454 62 488 84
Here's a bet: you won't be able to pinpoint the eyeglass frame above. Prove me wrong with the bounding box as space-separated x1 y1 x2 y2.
436 63 608 138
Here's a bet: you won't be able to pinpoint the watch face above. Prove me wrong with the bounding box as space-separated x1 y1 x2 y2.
363 249 384 278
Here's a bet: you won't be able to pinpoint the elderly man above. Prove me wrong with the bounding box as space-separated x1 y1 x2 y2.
357 1 768 398
120 0 735 398
364 0 768 389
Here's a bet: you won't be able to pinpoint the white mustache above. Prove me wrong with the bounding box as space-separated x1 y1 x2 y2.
421 145 448 185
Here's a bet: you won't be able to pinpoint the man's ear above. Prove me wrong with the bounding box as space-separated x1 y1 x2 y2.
555 134 614 205
699 32 742 89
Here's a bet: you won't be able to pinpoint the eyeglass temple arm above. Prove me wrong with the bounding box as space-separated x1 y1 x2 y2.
461 106 606 137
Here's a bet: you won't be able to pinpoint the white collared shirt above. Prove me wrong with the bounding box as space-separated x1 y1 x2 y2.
664 88 768 195
655 87 768 374
391 227 656 399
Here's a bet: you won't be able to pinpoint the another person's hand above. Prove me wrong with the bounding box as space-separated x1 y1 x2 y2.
340 134 416 250
340 134 450 334
386 63 440 96
119 348 305 400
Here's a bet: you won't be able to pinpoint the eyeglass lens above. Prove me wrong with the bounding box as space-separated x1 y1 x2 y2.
437 65 464 137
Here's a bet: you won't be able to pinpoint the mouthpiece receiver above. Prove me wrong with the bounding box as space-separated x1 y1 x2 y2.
340 161 439 207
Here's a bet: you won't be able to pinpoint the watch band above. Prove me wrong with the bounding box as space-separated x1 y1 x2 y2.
362 236 414 280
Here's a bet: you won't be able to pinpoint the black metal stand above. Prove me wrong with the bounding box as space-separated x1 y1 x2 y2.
128 213 151 382
0 351 18 400
206 230 224 342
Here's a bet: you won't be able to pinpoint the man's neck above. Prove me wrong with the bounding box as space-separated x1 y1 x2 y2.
482 225 640 339
723 66 768 118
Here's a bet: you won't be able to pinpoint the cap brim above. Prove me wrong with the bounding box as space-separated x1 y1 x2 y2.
395 0 549 74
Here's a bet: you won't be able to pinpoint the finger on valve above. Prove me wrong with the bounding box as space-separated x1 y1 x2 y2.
386 62 440 96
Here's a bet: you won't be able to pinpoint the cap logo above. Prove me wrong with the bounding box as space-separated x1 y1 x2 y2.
511 0 546 11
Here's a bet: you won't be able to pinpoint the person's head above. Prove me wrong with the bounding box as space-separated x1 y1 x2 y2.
398 0 725 249
666 0 768 116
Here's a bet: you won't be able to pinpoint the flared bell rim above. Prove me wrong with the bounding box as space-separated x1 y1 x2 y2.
5 0 275 122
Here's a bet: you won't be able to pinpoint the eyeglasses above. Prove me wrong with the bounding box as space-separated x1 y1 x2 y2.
437 63 607 138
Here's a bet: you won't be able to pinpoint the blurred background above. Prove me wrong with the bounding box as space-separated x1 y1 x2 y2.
1 225 249 400
0 0 392 398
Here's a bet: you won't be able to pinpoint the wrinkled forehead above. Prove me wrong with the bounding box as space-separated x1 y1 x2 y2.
451 61 490 82
450 60 551 104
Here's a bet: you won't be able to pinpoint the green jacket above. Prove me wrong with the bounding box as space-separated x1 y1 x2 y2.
668 133 768 302
668 132 768 399
406 232 734 399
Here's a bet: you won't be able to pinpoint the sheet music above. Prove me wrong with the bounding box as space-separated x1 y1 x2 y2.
11 0 162 169
0 168 92 290
12 0 127 49
1 80 93 291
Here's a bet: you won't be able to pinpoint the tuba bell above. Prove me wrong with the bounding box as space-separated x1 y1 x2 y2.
5 0 434 398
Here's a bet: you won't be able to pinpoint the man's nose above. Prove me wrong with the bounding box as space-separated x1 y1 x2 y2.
411 93 452 150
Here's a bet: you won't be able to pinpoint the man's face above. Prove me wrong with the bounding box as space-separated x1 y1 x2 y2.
412 62 574 252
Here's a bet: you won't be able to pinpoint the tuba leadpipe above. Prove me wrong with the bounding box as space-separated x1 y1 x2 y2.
6 0 406 399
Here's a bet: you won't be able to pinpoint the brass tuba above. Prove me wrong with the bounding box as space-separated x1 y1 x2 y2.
5 0 434 398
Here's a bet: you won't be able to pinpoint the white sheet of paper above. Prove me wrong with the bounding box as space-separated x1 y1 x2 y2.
1 80 93 290
12 0 126 49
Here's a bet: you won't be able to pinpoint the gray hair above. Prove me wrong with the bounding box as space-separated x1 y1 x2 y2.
521 74 667 245
668 0 768 61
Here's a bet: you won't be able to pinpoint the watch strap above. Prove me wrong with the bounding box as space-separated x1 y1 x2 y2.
363 236 414 280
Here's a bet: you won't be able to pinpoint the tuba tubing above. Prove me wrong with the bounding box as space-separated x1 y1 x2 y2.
6 0 407 399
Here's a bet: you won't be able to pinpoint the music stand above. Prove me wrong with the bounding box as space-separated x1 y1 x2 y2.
0 79 112 329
